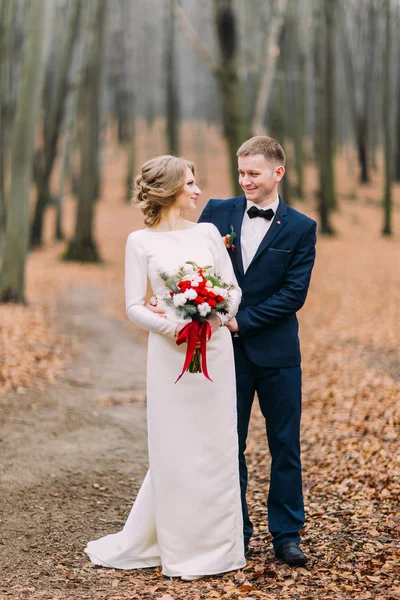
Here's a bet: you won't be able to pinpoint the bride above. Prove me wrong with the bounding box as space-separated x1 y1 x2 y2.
85 155 245 580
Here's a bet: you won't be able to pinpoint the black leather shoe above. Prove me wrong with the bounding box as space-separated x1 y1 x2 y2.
275 541 308 566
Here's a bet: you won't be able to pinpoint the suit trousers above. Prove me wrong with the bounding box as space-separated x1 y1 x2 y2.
232 336 304 550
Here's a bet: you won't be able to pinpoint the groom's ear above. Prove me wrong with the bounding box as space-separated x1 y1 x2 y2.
274 166 285 182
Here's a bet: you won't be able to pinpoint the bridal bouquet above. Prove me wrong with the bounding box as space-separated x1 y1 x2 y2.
159 262 233 382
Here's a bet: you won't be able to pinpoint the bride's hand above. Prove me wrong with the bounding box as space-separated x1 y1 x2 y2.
146 296 166 318
207 314 222 337
175 323 186 338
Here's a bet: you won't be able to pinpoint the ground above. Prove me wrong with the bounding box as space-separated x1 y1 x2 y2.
0 126 399 599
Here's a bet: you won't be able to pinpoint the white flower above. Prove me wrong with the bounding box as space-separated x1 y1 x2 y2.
183 263 194 274
183 275 202 286
183 288 197 300
205 280 213 288
173 293 187 307
213 286 228 298
197 302 212 317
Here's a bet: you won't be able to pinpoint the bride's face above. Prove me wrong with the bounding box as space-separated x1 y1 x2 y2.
174 167 201 212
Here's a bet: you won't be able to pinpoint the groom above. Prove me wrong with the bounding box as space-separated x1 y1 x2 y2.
198 136 316 566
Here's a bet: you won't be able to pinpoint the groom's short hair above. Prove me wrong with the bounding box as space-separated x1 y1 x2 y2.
237 136 286 166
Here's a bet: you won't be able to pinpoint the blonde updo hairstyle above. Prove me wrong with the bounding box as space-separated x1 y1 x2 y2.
133 155 195 227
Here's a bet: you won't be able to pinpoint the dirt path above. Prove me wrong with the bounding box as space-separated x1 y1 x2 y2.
0 284 150 598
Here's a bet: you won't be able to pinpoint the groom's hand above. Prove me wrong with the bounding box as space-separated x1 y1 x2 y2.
146 296 166 318
226 317 239 333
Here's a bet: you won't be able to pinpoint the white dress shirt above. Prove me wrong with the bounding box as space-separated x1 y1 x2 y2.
241 196 280 273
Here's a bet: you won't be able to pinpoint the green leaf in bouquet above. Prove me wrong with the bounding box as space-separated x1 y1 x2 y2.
185 261 199 269
204 275 221 287
216 301 228 311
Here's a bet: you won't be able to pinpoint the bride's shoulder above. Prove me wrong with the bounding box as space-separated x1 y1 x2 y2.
127 228 147 240
197 221 218 233
197 222 222 238
126 229 149 250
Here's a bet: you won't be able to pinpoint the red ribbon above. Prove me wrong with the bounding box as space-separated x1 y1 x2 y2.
175 320 212 383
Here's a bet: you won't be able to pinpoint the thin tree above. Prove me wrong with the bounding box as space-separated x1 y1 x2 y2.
175 1 249 195
0 0 51 303
125 92 136 202
291 0 311 200
55 0 90 240
382 0 392 236
165 0 180 155
64 0 107 262
338 0 377 184
213 0 249 195
251 0 288 136
314 0 335 234
394 5 400 182
30 0 81 248
0 0 14 255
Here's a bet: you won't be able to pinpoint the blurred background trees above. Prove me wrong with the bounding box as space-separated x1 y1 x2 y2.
0 0 399 302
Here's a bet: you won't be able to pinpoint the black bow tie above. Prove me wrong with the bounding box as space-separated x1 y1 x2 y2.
247 206 275 220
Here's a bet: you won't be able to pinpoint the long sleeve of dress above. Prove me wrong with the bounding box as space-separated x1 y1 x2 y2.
125 233 177 338
207 224 242 324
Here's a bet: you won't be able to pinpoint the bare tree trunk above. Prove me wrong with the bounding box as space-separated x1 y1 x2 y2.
55 1 89 241
0 0 51 303
314 0 335 235
293 50 306 199
213 0 250 196
338 1 376 184
30 0 81 248
395 68 400 182
0 0 14 256
64 0 106 262
382 0 392 236
394 13 400 183
165 0 180 155
269 44 290 204
324 0 336 210
125 95 136 202
251 0 288 136
174 1 249 195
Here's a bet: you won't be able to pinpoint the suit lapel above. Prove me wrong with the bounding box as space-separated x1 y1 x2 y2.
248 197 288 269
228 196 246 278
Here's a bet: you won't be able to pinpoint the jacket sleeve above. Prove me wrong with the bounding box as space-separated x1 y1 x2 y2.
208 224 242 323
198 200 213 223
125 234 177 338
236 221 317 337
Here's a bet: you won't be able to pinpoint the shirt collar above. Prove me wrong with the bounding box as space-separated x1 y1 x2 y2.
246 196 280 213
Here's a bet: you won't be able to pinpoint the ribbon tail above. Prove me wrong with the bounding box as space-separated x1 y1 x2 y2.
200 321 213 382
175 321 199 383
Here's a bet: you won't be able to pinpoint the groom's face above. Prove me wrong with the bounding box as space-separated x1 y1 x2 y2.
238 154 284 206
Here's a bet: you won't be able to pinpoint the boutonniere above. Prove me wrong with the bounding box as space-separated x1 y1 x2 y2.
222 226 236 252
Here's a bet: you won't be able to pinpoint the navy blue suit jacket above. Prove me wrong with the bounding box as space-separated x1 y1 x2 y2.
198 196 317 368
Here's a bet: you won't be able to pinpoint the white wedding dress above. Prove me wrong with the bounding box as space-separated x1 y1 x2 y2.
85 222 245 578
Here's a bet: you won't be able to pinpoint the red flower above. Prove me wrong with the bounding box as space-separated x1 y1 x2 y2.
178 281 191 291
231 244 235 252
194 296 203 305
208 298 217 308
216 295 224 303
194 287 208 297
